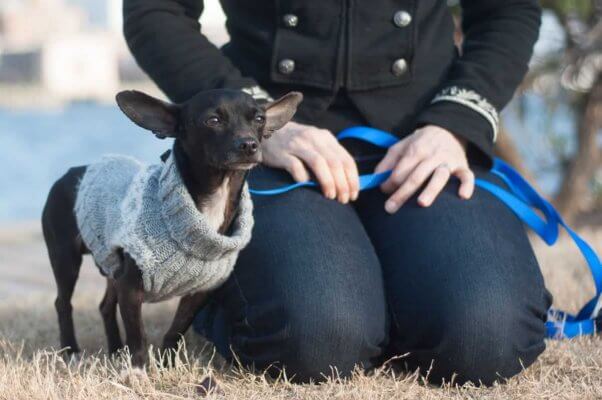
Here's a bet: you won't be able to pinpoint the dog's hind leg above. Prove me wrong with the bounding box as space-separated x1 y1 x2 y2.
100 278 123 354
42 167 87 355
47 241 83 354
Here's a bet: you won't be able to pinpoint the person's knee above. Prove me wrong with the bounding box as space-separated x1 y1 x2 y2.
259 300 386 382
408 291 546 386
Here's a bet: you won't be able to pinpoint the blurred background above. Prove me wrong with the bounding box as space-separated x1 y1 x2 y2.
0 0 600 226
0 0 227 223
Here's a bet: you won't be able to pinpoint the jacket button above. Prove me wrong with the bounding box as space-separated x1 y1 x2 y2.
393 10 412 27
391 58 408 77
278 59 295 75
283 14 299 28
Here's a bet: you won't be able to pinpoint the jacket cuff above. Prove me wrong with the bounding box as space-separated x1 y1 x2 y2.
416 87 499 167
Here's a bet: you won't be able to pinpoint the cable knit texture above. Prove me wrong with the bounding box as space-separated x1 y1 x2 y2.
74 151 254 303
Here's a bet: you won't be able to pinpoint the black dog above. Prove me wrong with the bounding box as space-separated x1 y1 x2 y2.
41 89 302 366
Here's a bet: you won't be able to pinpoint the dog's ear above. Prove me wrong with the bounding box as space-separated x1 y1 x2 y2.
115 90 180 139
264 92 303 133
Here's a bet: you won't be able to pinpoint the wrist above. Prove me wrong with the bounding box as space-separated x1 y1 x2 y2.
422 124 468 150
453 134 468 150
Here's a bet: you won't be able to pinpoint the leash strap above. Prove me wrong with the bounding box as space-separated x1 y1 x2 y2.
250 126 602 339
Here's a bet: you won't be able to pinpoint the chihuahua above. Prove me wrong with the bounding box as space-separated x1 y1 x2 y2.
41 89 303 367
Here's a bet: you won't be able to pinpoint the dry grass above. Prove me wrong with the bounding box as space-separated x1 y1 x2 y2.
1 226 602 399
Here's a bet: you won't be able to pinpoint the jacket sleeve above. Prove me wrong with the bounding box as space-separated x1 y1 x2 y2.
123 0 271 103
415 0 542 165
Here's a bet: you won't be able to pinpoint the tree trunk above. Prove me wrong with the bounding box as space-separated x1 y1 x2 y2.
555 75 602 221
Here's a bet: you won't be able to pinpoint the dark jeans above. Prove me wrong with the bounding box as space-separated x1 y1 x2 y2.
193 93 551 385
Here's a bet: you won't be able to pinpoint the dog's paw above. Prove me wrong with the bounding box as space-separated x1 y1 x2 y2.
61 349 83 364
196 375 224 397
159 349 178 369
119 366 149 386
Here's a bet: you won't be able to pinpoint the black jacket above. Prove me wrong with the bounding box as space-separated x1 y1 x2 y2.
123 0 541 164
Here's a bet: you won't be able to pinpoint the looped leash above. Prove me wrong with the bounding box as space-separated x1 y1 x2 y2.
250 126 602 339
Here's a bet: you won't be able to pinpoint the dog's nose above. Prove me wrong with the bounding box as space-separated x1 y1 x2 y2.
236 137 259 155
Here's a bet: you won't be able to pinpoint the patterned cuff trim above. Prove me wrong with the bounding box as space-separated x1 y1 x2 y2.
241 86 274 102
431 87 499 142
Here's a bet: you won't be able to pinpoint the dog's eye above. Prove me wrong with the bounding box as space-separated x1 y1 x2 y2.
254 115 266 124
205 116 221 126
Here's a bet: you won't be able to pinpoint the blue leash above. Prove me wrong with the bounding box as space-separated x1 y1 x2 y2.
250 126 602 339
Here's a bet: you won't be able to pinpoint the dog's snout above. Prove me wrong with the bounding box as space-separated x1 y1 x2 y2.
236 137 259 155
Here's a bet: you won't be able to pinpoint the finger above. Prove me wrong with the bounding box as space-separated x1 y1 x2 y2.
380 146 427 194
292 148 336 199
342 150 360 201
417 165 451 207
282 155 311 182
384 158 441 214
315 134 351 203
334 144 359 201
374 139 408 174
455 167 475 199
325 153 350 203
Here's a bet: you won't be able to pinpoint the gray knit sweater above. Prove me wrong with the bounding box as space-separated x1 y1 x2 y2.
74 151 253 303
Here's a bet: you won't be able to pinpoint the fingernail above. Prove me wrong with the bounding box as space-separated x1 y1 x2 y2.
351 191 359 201
418 196 431 207
341 193 349 204
327 191 336 199
385 200 397 214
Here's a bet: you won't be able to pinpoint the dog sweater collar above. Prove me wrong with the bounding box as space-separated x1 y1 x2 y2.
157 153 253 261
74 150 254 302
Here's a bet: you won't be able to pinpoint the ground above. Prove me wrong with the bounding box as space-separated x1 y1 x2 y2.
1 222 601 400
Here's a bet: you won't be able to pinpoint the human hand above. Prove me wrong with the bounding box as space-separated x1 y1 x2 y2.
374 125 475 213
262 121 360 203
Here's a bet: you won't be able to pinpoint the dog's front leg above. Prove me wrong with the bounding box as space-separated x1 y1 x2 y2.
116 253 147 367
100 278 123 354
161 291 211 364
